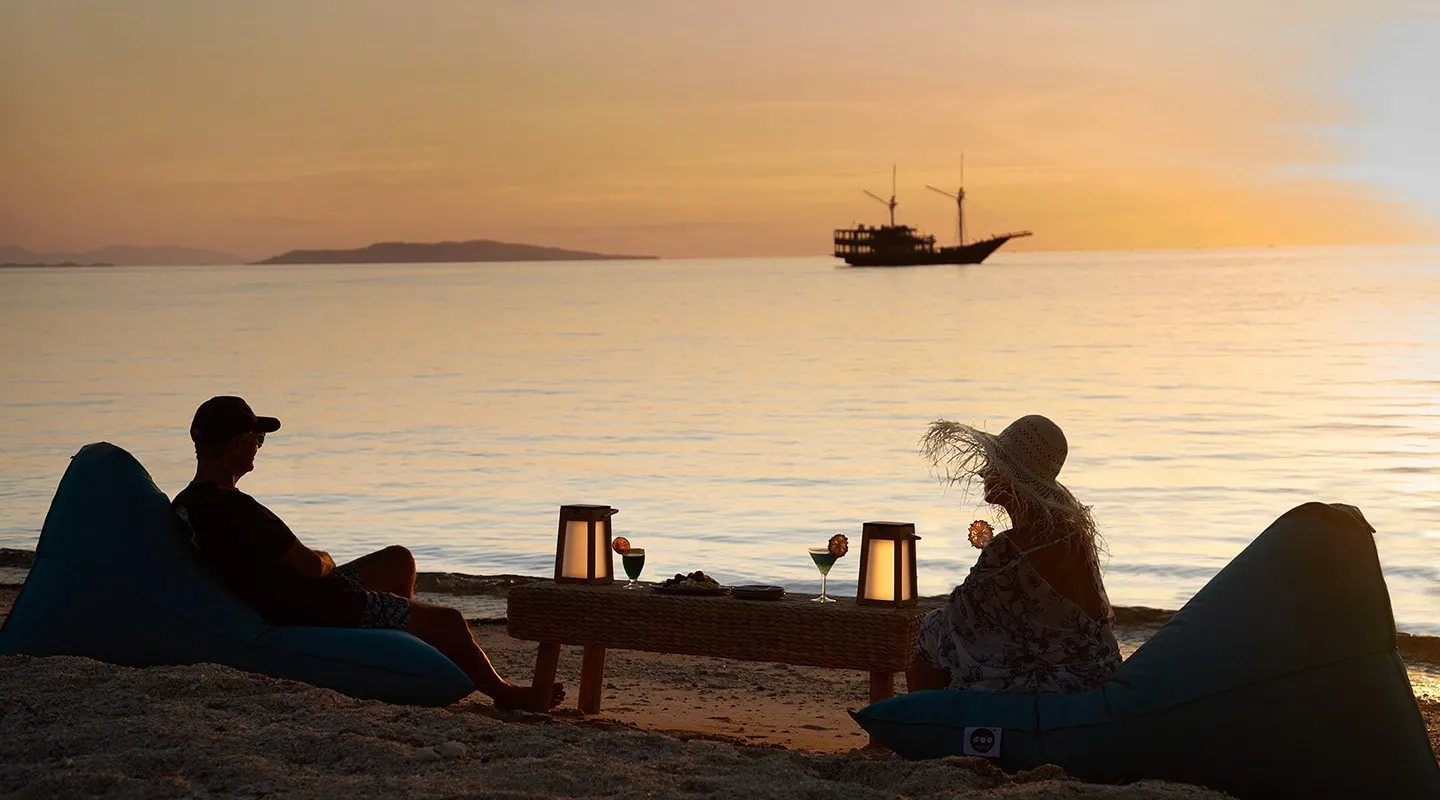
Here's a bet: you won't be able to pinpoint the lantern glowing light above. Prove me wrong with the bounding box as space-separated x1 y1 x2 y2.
554 504 616 584
855 521 920 607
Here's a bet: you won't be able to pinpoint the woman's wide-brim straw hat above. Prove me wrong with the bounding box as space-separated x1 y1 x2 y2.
920 414 1088 528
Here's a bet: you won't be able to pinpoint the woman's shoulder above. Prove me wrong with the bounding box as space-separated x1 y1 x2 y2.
964 532 1024 576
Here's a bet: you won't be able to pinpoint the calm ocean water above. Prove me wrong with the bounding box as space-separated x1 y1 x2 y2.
2 248 1438 633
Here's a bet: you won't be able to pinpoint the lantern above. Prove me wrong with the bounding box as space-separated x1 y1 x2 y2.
855 521 920 607
554 504 616 584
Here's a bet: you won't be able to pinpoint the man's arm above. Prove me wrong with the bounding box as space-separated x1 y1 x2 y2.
279 541 336 579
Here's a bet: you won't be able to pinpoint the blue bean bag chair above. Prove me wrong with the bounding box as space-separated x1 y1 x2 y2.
850 502 1440 799
0 442 474 706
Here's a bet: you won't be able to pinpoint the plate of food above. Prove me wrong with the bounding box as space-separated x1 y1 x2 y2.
653 571 728 596
729 584 786 601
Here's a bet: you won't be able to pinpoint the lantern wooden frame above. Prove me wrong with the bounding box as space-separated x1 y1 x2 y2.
855 521 920 607
553 504 616 584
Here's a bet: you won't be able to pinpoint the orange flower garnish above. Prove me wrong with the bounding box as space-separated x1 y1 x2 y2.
611 536 631 555
968 520 994 549
828 533 849 558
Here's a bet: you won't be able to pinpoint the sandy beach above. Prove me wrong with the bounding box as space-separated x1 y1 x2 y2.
3 561 1438 798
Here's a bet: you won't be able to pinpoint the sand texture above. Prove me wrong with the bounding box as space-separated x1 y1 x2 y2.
3 571 1438 798
1 654 1237 800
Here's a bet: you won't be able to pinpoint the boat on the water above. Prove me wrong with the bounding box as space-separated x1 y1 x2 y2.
833 164 1032 267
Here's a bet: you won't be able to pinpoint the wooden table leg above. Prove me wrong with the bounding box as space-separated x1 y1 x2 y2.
578 646 607 714
531 642 562 712
869 670 895 704
865 671 896 749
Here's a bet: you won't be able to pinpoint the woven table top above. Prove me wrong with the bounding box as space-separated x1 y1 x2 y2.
507 581 933 673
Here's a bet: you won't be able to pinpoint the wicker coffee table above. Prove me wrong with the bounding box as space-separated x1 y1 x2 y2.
506 581 929 716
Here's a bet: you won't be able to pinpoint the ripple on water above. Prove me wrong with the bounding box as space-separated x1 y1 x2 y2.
2 250 1439 630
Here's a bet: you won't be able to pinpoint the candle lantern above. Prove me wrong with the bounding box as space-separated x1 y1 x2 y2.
856 521 920 607
553 504 616 584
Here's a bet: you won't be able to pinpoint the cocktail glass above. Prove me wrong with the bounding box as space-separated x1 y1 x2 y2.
622 548 646 589
808 547 838 603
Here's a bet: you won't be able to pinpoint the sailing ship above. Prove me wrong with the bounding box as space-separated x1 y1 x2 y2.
833 162 1032 267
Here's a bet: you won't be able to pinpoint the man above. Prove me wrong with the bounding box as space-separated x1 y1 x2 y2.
172 395 562 711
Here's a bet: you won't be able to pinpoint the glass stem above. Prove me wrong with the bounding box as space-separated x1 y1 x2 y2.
820 573 828 598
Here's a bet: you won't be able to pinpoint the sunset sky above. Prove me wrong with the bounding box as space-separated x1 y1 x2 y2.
3 0 1438 259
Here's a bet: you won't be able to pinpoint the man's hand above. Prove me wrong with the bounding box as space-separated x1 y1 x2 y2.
280 542 337 579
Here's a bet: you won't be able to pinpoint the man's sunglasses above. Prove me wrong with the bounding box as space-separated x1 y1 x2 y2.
249 431 265 447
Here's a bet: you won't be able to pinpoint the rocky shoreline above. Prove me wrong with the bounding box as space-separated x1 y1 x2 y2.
4 546 1436 664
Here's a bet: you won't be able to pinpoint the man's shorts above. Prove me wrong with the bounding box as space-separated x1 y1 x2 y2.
333 564 412 630
259 566 411 630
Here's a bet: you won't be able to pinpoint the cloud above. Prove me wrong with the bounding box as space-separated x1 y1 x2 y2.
2 0 1437 255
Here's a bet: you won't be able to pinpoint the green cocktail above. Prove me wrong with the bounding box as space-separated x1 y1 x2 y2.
808 547 838 602
622 549 646 589
809 548 838 575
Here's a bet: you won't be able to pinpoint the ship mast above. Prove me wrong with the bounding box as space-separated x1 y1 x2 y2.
925 156 966 246
863 164 898 227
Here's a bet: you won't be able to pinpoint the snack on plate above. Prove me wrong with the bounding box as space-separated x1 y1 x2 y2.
660 571 721 590
611 537 631 555
828 533 849 558
968 520 994 549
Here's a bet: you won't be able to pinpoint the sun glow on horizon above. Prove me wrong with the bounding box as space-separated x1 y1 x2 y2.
1 0 1437 259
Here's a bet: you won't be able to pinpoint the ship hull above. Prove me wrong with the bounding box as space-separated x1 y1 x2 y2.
840 235 1014 267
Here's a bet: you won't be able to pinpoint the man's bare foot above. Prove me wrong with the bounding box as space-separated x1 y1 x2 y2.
491 681 565 712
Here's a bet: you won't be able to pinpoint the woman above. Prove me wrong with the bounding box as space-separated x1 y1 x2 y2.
909 414 1121 693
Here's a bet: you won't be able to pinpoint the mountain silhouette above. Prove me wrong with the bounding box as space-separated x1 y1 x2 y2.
254 239 655 265
0 245 244 266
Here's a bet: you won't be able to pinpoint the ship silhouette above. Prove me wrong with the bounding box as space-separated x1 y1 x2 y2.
833 161 1032 267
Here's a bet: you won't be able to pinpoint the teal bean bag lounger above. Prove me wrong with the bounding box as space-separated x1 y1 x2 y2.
851 502 1440 799
0 442 474 706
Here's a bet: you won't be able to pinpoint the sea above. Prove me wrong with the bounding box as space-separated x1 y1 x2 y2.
2 247 1439 635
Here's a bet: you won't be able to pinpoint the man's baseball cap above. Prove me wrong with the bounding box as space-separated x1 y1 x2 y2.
189 396 281 444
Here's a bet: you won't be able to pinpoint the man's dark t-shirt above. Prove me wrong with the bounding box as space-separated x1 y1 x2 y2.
173 481 362 626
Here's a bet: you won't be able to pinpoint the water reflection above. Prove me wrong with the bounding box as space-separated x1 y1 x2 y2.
2 248 1439 632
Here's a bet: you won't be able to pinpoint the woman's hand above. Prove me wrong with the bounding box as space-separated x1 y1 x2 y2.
968 520 994 549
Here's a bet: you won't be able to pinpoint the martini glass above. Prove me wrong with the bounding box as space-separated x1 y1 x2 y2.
622 548 646 589
808 547 838 603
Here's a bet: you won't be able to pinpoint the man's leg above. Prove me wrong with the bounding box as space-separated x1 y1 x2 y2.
340 548 563 709
339 545 416 598
404 599 565 711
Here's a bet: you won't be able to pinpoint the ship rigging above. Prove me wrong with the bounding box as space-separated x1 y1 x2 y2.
833 160 1032 267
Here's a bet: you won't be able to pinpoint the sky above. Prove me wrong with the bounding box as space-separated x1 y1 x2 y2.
2 0 1439 259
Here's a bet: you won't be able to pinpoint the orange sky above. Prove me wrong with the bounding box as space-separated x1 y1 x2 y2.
2 0 1437 259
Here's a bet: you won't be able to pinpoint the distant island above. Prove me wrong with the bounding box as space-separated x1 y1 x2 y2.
255 239 656 265
2 239 658 268
1 261 115 268
0 244 244 266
